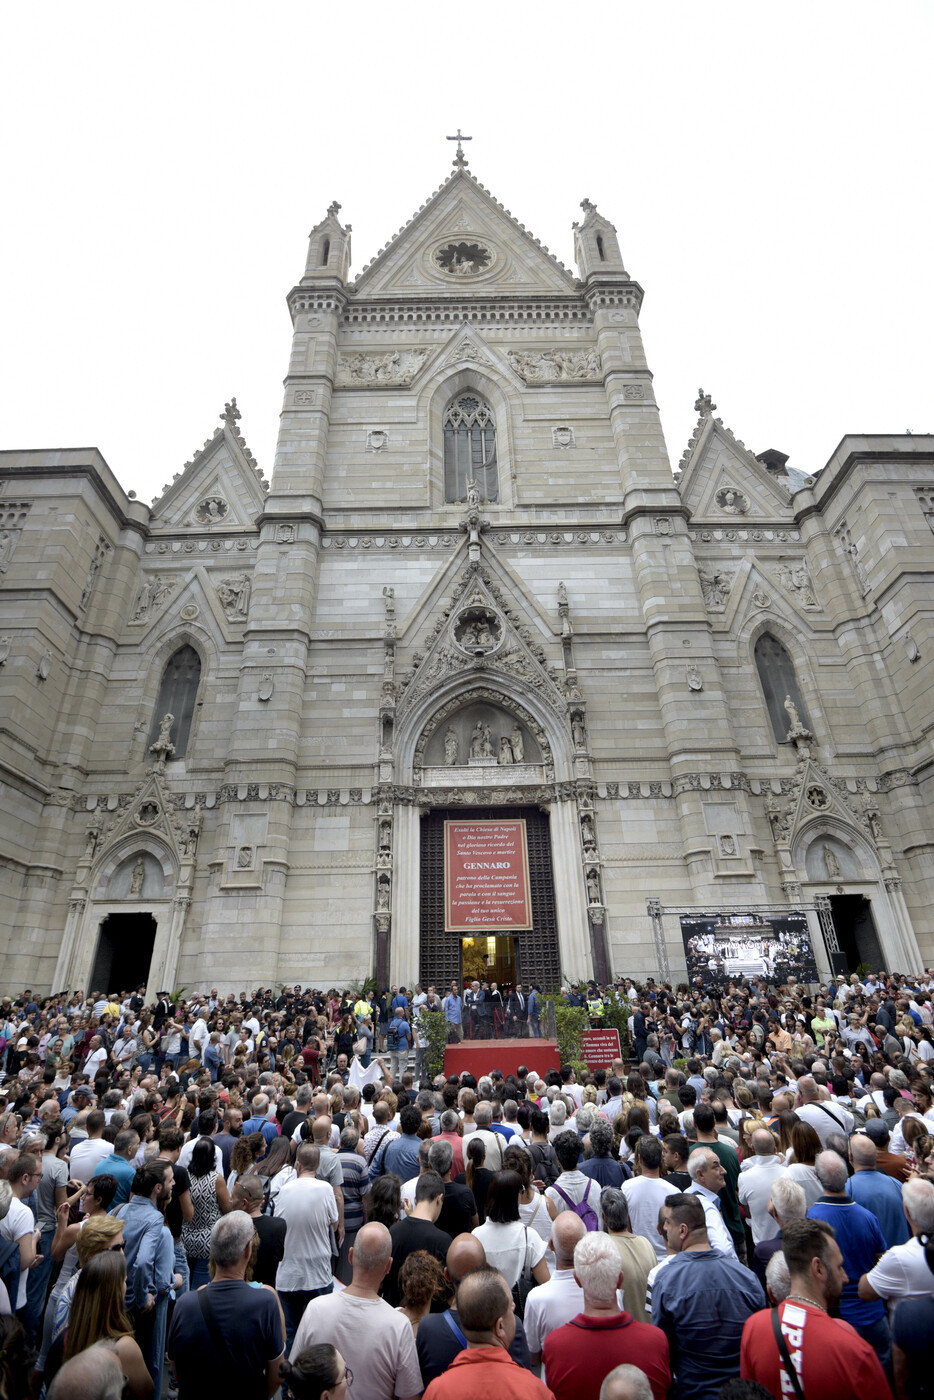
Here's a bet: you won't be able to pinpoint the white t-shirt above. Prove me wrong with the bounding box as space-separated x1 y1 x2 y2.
84 1047 108 1077
796 1100 854 1146
68 1137 114 1184
620 1176 671 1259
471 1219 548 1289
737 1157 785 1244
0 1197 35 1309
274 1177 338 1292
866 1236 934 1317
177 1139 224 1174
290 1291 422 1400
524 1269 585 1355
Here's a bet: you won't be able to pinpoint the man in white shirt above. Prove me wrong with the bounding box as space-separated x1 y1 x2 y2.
177 1109 224 1174
471 1103 504 1173
619 1138 671 1260
0 1157 40 1314
736 1129 784 1244
290 1221 422 1400
189 1009 209 1062
275 1143 338 1356
69 1109 114 1183
83 1035 108 1079
524 1211 587 1372
685 1148 738 1259
858 1178 934 1318
794 1076 854 1146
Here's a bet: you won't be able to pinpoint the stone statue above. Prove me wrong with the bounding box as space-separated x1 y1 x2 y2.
510 724 524 763
498 736 514 765
699 569 732 609
557 582 568 609
218 574 250 617
581 814 596 849
784 694 801 731
476 621 494 648
823 844 840 878
587 869 601 903
470 721 484 760
480 725 494 759
376 880 390 912
129 856 145 895
378 819 392 850
84 814 103 860
465 479 480 509
572 715 586 748
444 726 458 765
133 576 154 620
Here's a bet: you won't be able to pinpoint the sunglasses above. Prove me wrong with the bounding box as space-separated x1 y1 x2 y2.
108 1241 125 1251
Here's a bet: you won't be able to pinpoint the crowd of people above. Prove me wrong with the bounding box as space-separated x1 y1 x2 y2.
0 963 931 1400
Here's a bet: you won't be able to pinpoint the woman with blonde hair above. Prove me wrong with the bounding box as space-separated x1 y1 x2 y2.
57 1250 153 1397
783 1120 824 1208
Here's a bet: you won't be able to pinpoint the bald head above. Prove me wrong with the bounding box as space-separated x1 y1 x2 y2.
311 1116 331 1144
850 1135 878 1170
751 1129 776 1156
600 1364 654 1400
797 1076 818 1103
446 1232 486 1284
47 1341 124 1400
350 1221 392 1276
551 1209 587 1266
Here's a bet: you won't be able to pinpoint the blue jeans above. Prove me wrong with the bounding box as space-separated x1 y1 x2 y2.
24 1228 56 1342
281 1284 332 1358
188 1255 210 1291
173 1239 190 1296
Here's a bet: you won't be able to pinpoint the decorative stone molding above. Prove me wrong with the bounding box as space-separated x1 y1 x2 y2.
413 687 553 778
0 501 31 575
715 487 748 515
835 520 870 595
552 426 576 448
130 575 180 622
193 497 229 526
79 535 112 611
336 350 429 387
496 530 625 546
622 384 646 400
145 539 255 555
692 528 800 543
338 299 593 328
507 348 602 384
294 389 317 405
366 430 389 452
214 573 251 620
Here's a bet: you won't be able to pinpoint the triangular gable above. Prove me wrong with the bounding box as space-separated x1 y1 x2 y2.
396 556 567 721
716 559 822 633
150 406 267 529
126 566 252 645
678 411 794 521
417 324 521 386
352 168 577 298
95 769 182 864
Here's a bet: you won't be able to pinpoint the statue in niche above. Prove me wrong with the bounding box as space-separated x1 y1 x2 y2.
498 736 514 765
581 814 596 849
465 479 480 509
510 724 524 763
572 715 586 748
217 574 251 617
376 880 390 913
784 694 801 731
557 582 568 608
444 727 458 766
470 721 485 760
476 620 495 648
868 810 883 841
84 814 103 860
699 569 732 609
480 725 494 759
378 819 392 850
823 845 841 878
587 869 601 904
129 857 145 896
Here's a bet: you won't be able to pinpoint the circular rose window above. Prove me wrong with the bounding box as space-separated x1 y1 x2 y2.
435 241 493 277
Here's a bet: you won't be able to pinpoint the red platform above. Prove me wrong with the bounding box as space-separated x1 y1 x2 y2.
444 1037 560 1081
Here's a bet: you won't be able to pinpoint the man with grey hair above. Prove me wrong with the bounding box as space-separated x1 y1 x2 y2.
542 1231 671 1400
751 1176 807 1288
291 1221 422 1400
764 1249 791 1305
429 1137 479 1237
472 1101 504 1171
47 1340 125 1400
523 1210 586 1371
847 1133 910 1247
168 1210 284 1394
859 1177 934 1313
599 1364 653 1400
737 1127 784 1244
809 1149 890 1365
685 1147 737 1258
601 1187 657 1324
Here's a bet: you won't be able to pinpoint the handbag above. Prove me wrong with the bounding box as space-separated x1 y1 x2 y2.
511 1226 535 1320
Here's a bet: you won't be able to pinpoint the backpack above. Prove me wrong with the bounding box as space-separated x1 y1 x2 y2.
0 1239 18 1308
553 1179 599 1232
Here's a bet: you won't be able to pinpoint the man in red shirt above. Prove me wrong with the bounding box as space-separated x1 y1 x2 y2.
422 1266 554 1400
542 1232 670 1400
740 1218 891 1399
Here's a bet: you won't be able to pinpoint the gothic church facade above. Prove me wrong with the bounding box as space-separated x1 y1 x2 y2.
1 161 932 995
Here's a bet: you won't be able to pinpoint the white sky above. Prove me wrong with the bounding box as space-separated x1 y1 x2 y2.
1 2 931 505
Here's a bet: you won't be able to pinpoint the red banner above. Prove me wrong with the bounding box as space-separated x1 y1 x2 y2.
444 819 532 932
580 1029 621 1069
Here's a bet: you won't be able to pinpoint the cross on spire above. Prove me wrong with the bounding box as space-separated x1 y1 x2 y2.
446 128 472 168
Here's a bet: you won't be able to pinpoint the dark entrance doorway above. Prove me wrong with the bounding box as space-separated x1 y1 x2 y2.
461 934 516 988
828 895 884 973
90 914 157 994
419 806 561 991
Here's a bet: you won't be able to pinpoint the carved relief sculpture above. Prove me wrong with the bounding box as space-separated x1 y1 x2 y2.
776 562 818 608
336 350 429 387
444 727 458 765
237 846 253 868
510 724 524 763
587 868 601 904
699 569 732 609
194 497 229 525
80 535 111 611
216 573 251 618
507 348 602 384
823 844 841 878
498 736 514 765
715 487 749 515
470 721 484 760
133 575 177 622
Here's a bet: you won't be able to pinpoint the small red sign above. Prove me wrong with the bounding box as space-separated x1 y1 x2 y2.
444 819 532 932
579 1029 622 1069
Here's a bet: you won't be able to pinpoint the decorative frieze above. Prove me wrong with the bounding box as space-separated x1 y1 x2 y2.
507 348 602 384
144 538 255 555
691 528 800 543
336 350 429 387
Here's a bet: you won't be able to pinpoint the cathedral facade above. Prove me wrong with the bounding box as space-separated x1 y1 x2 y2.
1 161 932 996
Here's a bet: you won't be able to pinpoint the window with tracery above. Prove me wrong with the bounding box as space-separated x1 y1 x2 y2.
443 394 498 504
148 645 201 758
754 633 810 743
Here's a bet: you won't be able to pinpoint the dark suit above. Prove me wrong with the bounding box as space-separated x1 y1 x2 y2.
507 991 529 1037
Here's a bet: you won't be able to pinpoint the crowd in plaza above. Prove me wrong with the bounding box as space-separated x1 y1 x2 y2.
0 963 932 1400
